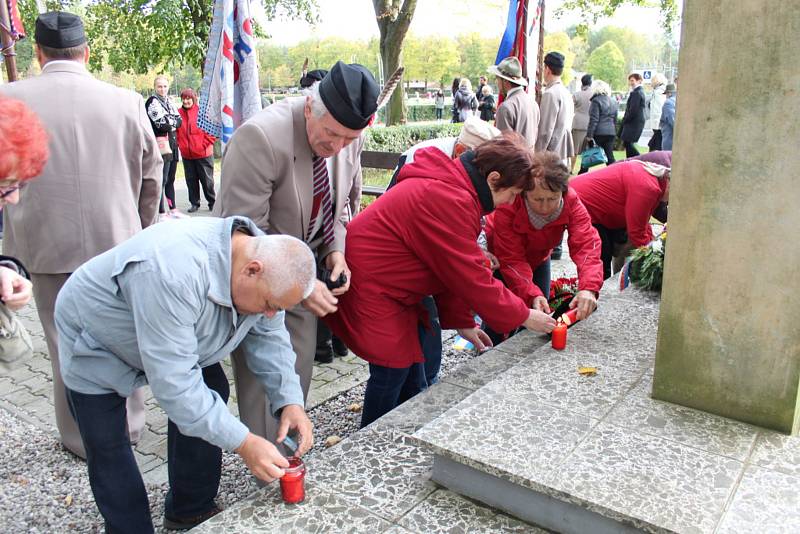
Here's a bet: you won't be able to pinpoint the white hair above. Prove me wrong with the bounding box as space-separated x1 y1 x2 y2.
459 79 473 92
246 235 316 299
593 80 611 96
305 81 331 120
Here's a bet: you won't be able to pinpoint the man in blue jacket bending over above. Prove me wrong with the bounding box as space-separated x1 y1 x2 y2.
55 216 316 533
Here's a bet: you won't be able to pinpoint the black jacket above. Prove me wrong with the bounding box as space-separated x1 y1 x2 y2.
620 85 646 142
587 94 619 138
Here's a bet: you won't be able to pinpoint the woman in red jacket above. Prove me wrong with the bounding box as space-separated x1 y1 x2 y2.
176 88 217 212
485 152 603 334
327 133 556 427
569 159 670 279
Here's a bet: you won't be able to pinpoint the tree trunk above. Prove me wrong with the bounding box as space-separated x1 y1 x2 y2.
373 0 417 126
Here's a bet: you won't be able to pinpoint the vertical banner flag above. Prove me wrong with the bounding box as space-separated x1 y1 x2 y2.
198 0 261 144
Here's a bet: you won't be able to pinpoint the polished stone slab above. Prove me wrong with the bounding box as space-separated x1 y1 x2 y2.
749 430 800 476
191 480 393 533
716 464 800 533
440 348 529 391
370 381 474 435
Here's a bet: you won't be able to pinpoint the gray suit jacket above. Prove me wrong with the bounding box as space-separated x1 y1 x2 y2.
536 79 576 159
572 86 593 131
0 61 162 274
214 97 363 258
495 87 540 148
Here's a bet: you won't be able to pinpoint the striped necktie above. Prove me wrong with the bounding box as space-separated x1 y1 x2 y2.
306 155 335 245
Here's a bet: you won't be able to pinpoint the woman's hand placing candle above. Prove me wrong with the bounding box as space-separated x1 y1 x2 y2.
523 309 557 333
571 290 598 320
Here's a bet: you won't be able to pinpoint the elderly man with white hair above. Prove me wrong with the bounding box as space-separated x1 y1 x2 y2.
214 61 378 452
55 216 316 533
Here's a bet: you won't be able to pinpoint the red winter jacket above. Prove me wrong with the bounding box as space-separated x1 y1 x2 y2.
485 189 603 306
176 104 216 159
569 160 667 247
326 148 530 368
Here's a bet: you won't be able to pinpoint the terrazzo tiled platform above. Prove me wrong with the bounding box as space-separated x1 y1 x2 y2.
412 282 800 534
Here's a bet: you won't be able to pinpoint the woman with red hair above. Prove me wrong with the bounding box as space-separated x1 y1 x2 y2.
0 97 48 310
327 133 557 427
176 88 217 212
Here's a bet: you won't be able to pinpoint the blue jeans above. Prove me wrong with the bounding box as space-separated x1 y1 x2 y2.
360 327 429 428
66 363 228 533
420 296 442 385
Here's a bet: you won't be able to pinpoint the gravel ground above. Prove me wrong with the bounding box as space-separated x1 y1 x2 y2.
0 332 476 533
1 259 577 533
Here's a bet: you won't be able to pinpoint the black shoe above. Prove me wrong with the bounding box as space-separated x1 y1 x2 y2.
315 347 334 364
208 202 215 212
163 505 222 531
187 205 200 213
331 336 349 357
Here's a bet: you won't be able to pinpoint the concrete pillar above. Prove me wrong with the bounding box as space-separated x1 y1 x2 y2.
652 0 800 433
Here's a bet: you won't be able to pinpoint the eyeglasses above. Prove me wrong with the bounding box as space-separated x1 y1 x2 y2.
0 183 24 199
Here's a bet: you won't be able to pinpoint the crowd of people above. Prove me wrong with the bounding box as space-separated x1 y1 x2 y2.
0 11 675 533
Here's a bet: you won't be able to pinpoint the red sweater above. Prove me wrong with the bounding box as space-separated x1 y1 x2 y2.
569 160 667 247
326 148 530 368
176 105 216 159
485 189 603 306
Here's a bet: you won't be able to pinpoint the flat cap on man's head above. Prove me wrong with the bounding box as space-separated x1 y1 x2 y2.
544 51 565 70
35 11 87 49
299 69 328 89
319 61 379 130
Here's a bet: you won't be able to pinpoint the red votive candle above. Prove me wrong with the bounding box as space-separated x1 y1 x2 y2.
280 457 306 504
551 322 568 350
560 307 580 326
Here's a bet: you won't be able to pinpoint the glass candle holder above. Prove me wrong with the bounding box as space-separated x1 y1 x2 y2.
279 457 306 504
551 322 568 350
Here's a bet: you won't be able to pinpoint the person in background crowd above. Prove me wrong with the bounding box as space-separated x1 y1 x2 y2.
299 68 327 89
570 159 670 279
214 61 376 453
490 56 540 148
647 73 667 151
478 85 496 122
434 89 445 121
476 75 488 105
0 97 47 312
453 78 478 123
584 80 620 170
619 72 646 158
0 12 161 458
535 52 575 167
326 133 557 428
56 217 316 532
451 77 462 123
660 83 677 151
484 152 603 344
146 75 184 219
177 88 217 213
571 73 594 173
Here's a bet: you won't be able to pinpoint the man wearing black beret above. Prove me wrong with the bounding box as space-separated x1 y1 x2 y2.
0 11 161 460
214 60 378 452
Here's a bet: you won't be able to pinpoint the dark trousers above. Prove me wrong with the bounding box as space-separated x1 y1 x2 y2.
484 260 551 345
66 363 229 533
648 129 662 152
360 327 429 428
594 224 628 279
420 296 442 385
594 134 617 165
184 156 216 208
159 155 178 212
623 140 640 158
435 108 443 120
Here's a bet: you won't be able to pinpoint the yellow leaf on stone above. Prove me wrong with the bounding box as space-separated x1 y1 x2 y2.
347 403 363 413
325 435 342 448
64 494 73 507
578 366 598 376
